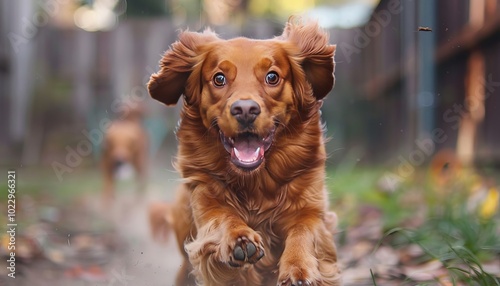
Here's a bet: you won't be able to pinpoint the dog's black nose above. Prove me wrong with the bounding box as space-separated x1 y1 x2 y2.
230 100 261 126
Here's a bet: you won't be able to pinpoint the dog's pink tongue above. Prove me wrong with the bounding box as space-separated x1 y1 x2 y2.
233 138 263 162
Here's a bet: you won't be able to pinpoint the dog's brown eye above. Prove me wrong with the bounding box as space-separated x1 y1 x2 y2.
213 73 226 87
265 72 279 86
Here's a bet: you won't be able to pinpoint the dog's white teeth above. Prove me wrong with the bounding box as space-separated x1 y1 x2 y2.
255 147 261 158
233 147 261 162
233 148 240 158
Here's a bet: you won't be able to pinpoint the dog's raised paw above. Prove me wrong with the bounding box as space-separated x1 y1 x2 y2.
228 236 264 267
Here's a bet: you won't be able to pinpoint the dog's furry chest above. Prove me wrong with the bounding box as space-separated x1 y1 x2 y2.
225 183 295 234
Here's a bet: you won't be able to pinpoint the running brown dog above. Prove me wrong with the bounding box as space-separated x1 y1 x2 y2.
148 18 341 286
101 106 148 203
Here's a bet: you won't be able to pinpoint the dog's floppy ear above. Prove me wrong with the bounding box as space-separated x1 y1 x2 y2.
148 30 219 106
281 18 336 100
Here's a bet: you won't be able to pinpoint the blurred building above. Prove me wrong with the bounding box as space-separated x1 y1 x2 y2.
333 0 500 167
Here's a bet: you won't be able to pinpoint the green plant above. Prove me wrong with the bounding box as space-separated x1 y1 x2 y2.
386 208 500 285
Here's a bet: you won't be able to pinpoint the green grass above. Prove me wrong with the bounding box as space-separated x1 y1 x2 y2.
327 166 417 229
327 164 500 285
388 218 500 285
0 167 102 204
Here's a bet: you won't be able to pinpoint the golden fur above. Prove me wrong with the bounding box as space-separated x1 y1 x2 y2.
148 18 341 286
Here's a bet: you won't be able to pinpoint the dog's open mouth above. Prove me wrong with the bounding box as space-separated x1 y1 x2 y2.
219 128 275 171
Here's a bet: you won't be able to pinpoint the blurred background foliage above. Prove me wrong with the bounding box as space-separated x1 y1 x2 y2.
0 0 499 285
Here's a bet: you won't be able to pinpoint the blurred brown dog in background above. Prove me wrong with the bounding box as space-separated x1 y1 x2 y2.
101 105 148 203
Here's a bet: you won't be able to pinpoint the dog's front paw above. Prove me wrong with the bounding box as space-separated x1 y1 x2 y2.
223 229 265 267
277 272 315 286
277 278 311 286
277 257 320 286
277 271 317 286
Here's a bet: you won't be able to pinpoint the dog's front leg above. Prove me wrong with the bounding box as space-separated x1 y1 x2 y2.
278 214 341 286
185 185 265 285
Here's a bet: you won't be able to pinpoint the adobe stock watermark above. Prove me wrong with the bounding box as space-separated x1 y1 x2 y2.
8 0 67 53
382 74 500 190
51 67 158 182
338 0 403 63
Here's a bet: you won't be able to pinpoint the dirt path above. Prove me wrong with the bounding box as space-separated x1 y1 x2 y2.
100 186 183 286
90 169 185 286
4 170 184 286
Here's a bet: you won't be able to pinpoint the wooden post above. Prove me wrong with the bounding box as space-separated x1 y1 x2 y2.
456 51 485 166
456 0 487 166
